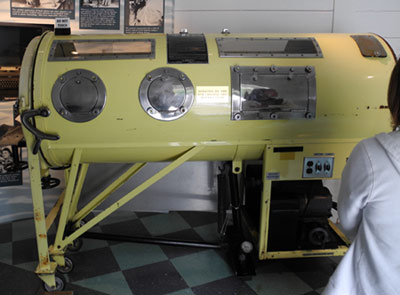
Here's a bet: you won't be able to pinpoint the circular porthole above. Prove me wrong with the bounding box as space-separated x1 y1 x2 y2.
51 69 106 123
139 68 194 121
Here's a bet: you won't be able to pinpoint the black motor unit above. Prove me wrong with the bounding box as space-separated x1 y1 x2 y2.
267 180 338 251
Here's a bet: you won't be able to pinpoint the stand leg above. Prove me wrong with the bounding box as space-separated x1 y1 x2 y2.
28 149 57 286
220 163 256 277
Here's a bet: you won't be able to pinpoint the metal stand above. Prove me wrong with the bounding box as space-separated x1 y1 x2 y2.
27 146 204 290
82 232 223 249
219 163 256 277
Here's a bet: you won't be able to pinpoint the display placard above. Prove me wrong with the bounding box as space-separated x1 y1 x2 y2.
124 0 164 34
10 0 75 19
80 0 120 30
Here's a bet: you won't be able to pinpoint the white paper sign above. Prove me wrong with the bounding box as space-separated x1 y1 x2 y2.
196 86 229 104
55 18 70 29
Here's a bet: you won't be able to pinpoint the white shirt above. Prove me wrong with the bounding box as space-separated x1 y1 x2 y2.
323 132 400 295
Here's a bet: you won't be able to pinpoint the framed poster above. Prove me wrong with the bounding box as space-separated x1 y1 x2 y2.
10 0 75 19
124 0 164 34
80 0 120 30
0 101 22 187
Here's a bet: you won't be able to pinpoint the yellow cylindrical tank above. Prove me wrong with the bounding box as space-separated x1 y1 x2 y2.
19 31 395 167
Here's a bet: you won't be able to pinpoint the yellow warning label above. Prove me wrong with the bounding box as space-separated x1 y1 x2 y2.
196 86 229 104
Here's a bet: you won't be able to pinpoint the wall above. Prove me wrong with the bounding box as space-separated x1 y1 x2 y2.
174 0 334 34
173 0 400 56
333 0 400 56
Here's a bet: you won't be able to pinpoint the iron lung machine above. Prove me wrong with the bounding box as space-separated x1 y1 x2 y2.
19 31 395 290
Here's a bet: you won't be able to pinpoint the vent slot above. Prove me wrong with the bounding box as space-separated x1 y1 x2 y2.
274 146 304 153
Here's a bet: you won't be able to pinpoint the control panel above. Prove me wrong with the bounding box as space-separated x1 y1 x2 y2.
302 157 334 178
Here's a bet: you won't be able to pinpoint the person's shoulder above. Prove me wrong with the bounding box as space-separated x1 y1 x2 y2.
352 132 395 161
348 135 381 162
358 133 390 150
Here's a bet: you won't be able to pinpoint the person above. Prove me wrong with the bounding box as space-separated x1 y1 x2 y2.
0 148 13 173
102 0 110 6
130 0 163 26
323 59 400 295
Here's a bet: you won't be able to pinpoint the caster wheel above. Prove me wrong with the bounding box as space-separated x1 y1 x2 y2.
56 256 74 274
67 238 83 252
43 274 65 292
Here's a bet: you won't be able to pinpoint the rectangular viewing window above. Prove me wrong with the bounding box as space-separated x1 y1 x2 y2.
216 37 323 58
48 39 155 61
230 66 317 120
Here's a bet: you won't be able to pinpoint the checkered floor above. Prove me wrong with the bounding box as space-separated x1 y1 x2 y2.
0 211 340 295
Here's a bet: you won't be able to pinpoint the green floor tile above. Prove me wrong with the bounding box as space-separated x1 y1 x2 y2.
257 260 291 273
14 261 37 272
74 271 132 295
193 223 219 242
141 212 191 236
98 211 137 226
171 249 232 287
80 238 109 252
167 288 195 295
0 242 12 264
111 242 168 270
246 272 313 295
12 219 36 241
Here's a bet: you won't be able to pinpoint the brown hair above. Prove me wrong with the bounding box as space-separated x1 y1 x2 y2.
388 58 400 130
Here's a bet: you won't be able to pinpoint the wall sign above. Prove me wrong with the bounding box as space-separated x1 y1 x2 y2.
10 0 75 19
124 0 164 34
79 0 120 30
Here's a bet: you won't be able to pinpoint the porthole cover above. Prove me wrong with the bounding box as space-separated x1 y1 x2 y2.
139 68 194 121
51 69 106 122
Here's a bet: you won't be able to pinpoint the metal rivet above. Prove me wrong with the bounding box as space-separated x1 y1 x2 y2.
91 76 97 81
93 109 99 115
270 113 278 119
234 113 241 120
147 75 152 81
147 107 155 114
180 106 186 113
234 66 240 73
180 74 186 81
270 66 277 73
305 112 313 119
305 66 313 73
221 28 230 35
75 80 81 84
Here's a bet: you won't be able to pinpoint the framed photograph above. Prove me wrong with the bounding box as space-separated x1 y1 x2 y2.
124 0 164 34
10 0 75 19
